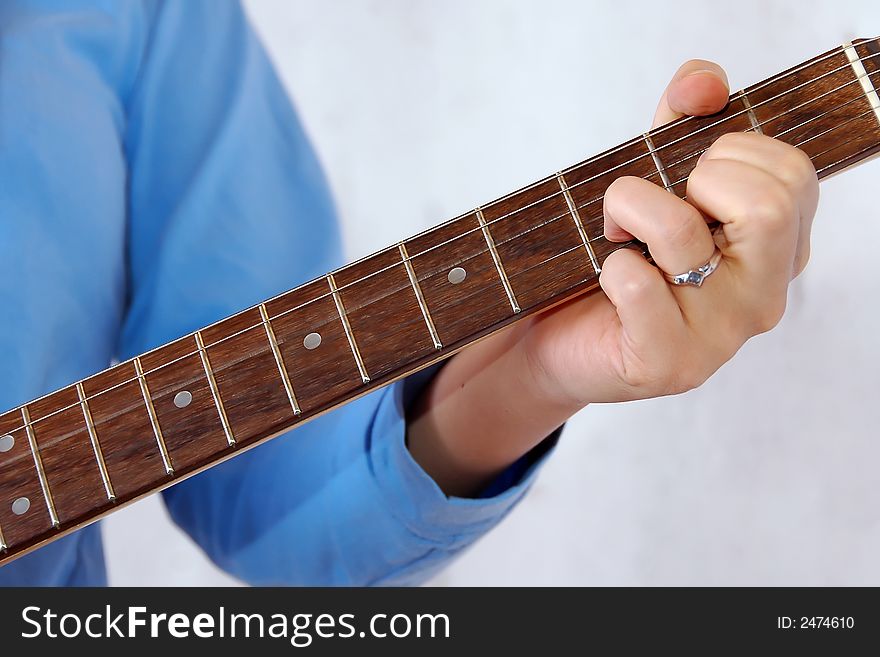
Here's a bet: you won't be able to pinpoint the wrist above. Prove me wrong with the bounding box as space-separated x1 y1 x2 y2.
406 327 579 496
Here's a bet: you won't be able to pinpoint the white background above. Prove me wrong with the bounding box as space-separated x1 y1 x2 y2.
104 0 880 585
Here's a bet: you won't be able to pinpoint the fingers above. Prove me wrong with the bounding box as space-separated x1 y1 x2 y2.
698 132 819 277
652 59 730 128
686 157 799 333
603 176 716 276
599 248 685 377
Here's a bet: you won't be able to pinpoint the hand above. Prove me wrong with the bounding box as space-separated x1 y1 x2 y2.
407 60 818 496
521 59 818 406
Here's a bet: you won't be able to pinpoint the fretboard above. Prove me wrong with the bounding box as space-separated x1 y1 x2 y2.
2 39 879 566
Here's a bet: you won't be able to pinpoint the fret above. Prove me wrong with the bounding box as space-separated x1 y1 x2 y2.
202 308 299 443
748 47 880 174
747 49 857 142
481 179 595 311
81 362 171 498
561 138 663 265
0 409 56 549
476 208 521 313
194 332 236 447
265 279 364 412
557 173 601 275
328 273 371 384
28 387 113 524
0 519 5 551
406 215 516 347
138 336 234 471
21 406 59 528
740 91 764 134
77 382 115 501
259 303 302 415
643 133 673 191
334 250 438 381
647 98 753 198
134 358 174 475
844 42 880 127
398 243 443 350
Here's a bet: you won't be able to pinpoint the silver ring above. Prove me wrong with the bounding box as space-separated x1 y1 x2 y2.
663 248 723 287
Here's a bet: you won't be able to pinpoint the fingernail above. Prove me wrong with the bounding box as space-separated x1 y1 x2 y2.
685 68 721 80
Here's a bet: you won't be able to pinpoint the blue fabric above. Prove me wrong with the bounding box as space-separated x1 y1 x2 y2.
0 0 552 586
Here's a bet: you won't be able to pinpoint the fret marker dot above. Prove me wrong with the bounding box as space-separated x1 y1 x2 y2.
11 496 30 516
448 267 467 284
304 332 322 350
173 391 193 408
0 435 13 453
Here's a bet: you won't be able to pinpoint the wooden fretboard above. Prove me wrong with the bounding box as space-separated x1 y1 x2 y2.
1 39 879 566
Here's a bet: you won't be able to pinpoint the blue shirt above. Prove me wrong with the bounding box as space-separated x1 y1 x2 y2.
0 0 550 585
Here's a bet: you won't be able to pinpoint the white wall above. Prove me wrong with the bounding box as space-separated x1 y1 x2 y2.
104 0 880 585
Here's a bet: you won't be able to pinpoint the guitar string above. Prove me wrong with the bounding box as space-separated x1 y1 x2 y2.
4 110 874 445
2 51 879 438
663 103 880 190
0 115 874 488
376 41 874 235
4 53 878 434
381 48 880 265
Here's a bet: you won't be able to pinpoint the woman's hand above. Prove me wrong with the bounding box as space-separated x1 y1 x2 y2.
407 60 819 496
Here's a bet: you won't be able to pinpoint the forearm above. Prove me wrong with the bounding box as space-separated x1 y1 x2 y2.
407 320 580 497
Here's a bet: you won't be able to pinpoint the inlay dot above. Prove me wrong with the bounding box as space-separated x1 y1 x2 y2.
11 496 30 516
173 391 193 408
448 267 467 284
0 434 13 453
303 332 322 350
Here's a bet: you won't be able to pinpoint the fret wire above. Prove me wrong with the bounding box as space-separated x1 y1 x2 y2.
21 406 60 528
398 243 443 350
663 103 880 190
133 358 174 475
259 303 303 415
2 48 880 438
194 332 237 446
624 62 880 194
0 520 6 551
76 382 116 501
740 92 764 134
844 42 880 127
643 133 673 192
327 273 371 384
556 172 601 274
639 49 880 163
476 208 521 313
653 89 874 180
0 99 874 454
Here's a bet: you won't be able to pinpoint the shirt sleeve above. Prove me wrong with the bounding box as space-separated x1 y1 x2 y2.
120 0 555 585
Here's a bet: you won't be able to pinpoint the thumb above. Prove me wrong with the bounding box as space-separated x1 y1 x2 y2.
652 59 730 128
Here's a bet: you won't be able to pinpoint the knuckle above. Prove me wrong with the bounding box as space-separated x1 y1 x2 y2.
749 296 787 335
657 207 703 250
793 245 812 278
618 273 654 303
778 146 817 189
746 181 796 231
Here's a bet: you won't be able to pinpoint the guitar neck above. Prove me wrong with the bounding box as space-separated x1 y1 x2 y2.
1 38 879 566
